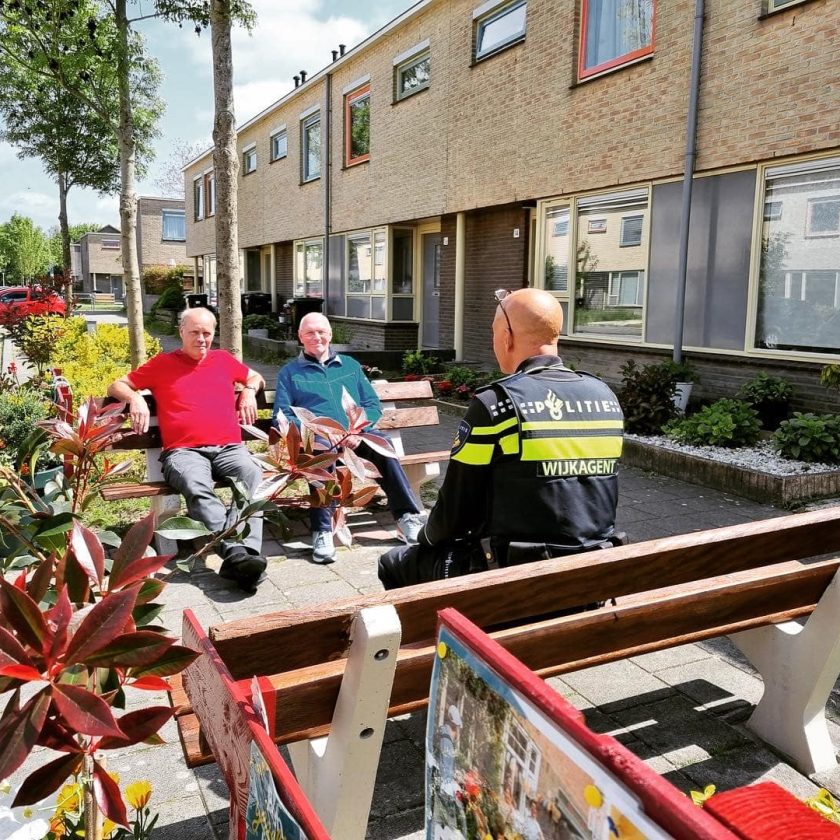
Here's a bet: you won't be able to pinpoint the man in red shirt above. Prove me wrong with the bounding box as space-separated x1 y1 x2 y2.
108 307 267 592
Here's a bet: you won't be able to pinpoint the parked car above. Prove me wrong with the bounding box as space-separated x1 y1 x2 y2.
0 286 66 320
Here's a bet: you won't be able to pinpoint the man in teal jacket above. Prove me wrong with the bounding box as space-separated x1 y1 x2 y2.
273 312 425 563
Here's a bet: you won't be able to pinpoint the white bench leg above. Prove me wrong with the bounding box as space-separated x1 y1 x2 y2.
402 462 440 506
729 569 840 774
288 605 401 840
145 448 180 555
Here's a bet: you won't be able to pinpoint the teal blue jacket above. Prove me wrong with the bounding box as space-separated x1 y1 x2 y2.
272 351 382 429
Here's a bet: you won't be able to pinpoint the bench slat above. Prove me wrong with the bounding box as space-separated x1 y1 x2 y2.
176 559 837 764
372 380 434 400
209 508 840 679
378 406 439 429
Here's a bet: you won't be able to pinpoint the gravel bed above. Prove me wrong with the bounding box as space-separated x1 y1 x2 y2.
627 434 839 477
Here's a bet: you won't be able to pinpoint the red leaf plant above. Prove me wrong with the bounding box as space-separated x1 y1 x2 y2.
0 400 198 833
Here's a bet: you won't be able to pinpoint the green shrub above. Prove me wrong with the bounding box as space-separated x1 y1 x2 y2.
736 372 793 429
774 413 840 464
0 387 57 470
618 359 678 434
242 314 276 332
402 349 443 376
150 281 185 313
53 318 161 402
660 358 700 383
330 321 354 344
445 365 479 390
665 398 761 448
143 264 191 295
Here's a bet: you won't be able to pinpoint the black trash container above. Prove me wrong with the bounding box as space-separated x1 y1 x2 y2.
289 297 324 331
241 292 272 316
186 293 208 308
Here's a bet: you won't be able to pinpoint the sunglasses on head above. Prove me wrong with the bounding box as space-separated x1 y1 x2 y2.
494 288 513 335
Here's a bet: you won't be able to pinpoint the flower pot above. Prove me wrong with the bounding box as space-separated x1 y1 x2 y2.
672 382 693 414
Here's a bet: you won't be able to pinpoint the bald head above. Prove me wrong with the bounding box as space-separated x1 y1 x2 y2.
298 312 332 361
492 288 563 373
179 306 217 360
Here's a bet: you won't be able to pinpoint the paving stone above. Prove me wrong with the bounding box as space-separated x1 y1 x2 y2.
629 642 713 673
367 738 426 820
560 658 672 710
366 805 425 839
283 578 361 606
656 656 765 708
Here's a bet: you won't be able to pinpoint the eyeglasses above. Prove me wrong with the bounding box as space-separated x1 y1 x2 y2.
494 288 513 336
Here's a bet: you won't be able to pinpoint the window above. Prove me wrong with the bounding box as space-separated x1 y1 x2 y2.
391 228 415 320
162 210 185 241
301 112 321 182
101 239 120 250
345 85 370 166
579 0 654 80
205 172 215 217
755 157 840 355
764 201 783 222
394 46 430 101
767 0 804 10
193 177 204 221
270 129 287 162
346 229 386 319
242 145 256 175
807 198 840 237
474 0 527 61
574 189 648 338
620 214 644 247
294 238 324 297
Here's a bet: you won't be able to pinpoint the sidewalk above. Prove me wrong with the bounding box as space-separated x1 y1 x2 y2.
21 325 840 838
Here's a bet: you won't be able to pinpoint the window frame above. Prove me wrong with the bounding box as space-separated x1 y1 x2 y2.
578 0 656 82
393 44 431 102
242 144 257 176
619 214 644 247
473 0 527 63
301 111 322 183
193 177 204 222
101 239 120 250
345 84 371 167
270 127 288 162
345 228 388 320
805 197 840 238
204 171 215 218
293 237 325 298
161 209 186 242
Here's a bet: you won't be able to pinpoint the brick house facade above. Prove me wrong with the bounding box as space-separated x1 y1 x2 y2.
184 0 840 408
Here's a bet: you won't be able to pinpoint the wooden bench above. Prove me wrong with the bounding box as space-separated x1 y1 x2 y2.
169 507 840 837
99 379 448 549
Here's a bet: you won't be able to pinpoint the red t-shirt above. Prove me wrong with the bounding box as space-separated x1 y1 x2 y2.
127 350 249 450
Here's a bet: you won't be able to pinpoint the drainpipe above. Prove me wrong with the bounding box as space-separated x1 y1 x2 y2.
454 212 466 360
672 0 705 364
324 73 332 310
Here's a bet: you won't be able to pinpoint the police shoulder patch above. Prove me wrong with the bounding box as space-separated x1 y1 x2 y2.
450 419 471 455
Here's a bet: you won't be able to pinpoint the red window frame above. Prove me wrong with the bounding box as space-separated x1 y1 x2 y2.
578 0 656 81
344 84 371 167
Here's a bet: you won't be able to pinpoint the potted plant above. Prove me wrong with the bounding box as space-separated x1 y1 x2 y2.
242 313 275 339
330 320 354 352
660 359 699 414
736 372 793 430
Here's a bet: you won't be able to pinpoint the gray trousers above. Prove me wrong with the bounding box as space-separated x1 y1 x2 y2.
161 444 263 559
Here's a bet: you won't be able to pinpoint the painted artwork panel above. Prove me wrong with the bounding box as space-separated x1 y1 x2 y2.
245 740 309 840
425 621 674 840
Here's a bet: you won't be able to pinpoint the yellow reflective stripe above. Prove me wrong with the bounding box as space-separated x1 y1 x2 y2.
521 436 623 461
452 442 495 465
471 417 518 435
521 420 624 431
499 433 519 455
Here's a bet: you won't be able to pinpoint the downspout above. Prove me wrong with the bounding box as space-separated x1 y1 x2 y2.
672 0 705 364
324 73 332 309
454 212 466 360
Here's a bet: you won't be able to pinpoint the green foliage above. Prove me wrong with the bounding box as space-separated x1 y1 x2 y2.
774 413 840 464
618 359 678 434
4 313 68 377
445 365 480 390
737 372 793 405
0 387 57 470
820 364 840 394
142 264 190 295
53 318 161 402
665 398 761 448
242 313 275 332
0 214 51 282
330 321 354 344
150 282 185 313
402 349 443 376
660 358 700 384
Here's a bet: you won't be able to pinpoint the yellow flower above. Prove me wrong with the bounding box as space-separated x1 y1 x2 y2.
690 784 717 807
54 783 82 815
125 780 153 810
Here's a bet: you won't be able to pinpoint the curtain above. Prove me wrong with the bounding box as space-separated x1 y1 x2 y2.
584 0 653 71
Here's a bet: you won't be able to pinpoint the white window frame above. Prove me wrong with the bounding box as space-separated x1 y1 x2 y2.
473 0 527 62
294 237 324 297
393 41 431 101
806 196 840 238
193 176 204 221
345 228 388 321
270 126 287 162
242 143 257 175
161 209 186 242
205 171 216 217
619 214 644 247
301 111 321 183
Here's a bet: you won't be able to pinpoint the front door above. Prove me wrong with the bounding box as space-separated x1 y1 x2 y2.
421 233 442 349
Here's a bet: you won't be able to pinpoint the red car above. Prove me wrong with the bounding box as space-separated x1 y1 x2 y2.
0 286 66 320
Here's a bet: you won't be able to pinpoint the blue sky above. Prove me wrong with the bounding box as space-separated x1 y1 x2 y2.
0 0 411 233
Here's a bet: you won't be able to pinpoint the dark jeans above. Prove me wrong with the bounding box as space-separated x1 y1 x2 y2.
310 438 421 531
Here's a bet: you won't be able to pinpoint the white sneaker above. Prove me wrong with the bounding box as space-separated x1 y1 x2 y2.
312 530 336 564
397 512 426 545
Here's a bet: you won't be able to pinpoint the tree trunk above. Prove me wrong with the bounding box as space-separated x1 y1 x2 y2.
115 0 145 369
57 169 73 312
210 0 242 359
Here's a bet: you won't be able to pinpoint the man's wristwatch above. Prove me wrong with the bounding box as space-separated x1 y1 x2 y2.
242 385 257 391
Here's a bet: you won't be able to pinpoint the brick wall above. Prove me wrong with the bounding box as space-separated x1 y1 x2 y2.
332 318 418 352
275 242 294 301
137 197 187 269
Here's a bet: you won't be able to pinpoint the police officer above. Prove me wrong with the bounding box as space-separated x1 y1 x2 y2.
378 287 624 590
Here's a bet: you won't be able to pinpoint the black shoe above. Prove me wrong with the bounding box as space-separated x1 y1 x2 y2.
219 552 267 593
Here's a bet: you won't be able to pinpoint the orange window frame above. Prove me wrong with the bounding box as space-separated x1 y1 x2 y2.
345 84 371 166
578 0 655 81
